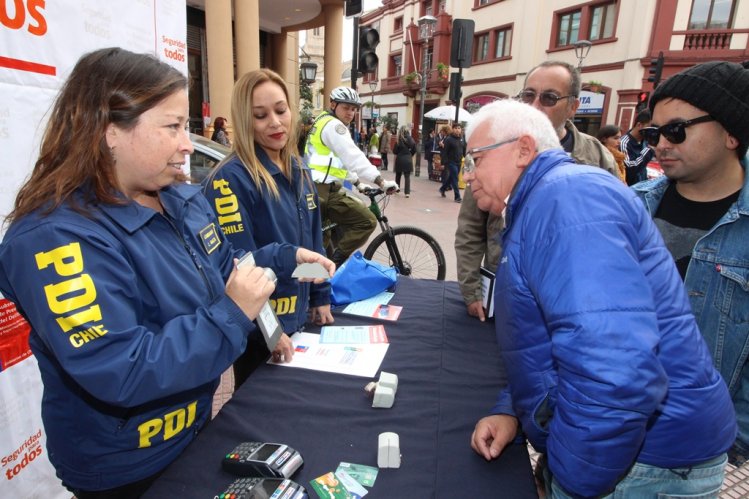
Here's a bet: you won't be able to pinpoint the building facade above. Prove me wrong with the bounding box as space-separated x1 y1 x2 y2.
359 0 749 138
183 0 349 137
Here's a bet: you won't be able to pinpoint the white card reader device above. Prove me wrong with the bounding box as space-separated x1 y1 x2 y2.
377 432 401 468
237 253 283 352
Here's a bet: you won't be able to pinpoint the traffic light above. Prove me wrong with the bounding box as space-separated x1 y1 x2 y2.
449 73 463 103
345 0 362 17
358 26 380 73
648 51 664 89
636 91 650 112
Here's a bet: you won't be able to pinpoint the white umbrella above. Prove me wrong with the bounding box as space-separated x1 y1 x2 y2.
424 105 473 122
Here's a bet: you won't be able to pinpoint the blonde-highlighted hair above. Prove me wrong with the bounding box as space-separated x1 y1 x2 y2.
211 69 300 199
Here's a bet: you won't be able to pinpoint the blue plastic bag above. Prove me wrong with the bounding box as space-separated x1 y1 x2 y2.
330 251 397 305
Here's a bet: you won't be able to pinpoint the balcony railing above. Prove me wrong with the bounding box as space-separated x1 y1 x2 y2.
682 29 732 50
380 69 449 96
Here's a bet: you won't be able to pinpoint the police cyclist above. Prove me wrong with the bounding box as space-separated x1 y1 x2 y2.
304 86 398 267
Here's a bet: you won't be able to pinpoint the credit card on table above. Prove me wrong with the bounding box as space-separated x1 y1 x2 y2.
335 462 378 487
309 472 349 499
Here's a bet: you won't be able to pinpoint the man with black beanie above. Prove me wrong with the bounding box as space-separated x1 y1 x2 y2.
633 60 749 466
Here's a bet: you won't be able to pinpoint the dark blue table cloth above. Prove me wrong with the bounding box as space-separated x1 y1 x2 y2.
144 278 536 498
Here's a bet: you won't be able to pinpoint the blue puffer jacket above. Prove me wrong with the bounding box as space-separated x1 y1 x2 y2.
0 184 297 491
202 147 329 334
490 149 736 497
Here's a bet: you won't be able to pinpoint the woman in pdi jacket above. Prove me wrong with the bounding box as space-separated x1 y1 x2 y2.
203 69 334 388
0 48 332 498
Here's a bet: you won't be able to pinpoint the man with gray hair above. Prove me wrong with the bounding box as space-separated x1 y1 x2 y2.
455 61 615 321
467 99 735 497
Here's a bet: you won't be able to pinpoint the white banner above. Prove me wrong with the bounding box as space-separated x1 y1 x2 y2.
0 1 187 496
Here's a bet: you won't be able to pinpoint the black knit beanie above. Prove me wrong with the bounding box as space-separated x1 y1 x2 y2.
649 61 749 158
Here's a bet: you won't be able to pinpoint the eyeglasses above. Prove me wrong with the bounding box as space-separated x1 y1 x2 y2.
464 138 519 174
516 90 576 107
640 115 715 145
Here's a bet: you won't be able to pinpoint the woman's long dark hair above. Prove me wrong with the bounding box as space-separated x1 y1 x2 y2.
7 47 188 224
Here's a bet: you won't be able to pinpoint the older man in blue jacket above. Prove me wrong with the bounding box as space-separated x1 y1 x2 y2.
466 99 736 498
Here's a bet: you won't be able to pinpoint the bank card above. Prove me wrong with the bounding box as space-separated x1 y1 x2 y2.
292 262 330 279
335 470 368 497
335 462 379 487
309 472 349 499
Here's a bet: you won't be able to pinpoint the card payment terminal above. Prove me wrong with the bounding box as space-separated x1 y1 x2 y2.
223 442 304 479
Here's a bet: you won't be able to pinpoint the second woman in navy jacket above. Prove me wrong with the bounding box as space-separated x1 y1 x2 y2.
203 69 335 388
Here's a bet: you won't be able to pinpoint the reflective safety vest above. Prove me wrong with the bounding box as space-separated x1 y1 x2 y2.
305 113 348 182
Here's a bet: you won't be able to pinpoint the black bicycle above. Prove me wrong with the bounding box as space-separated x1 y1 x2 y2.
323 187 447 280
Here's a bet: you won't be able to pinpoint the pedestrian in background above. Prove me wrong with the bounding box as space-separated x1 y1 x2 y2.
425 129 436 179
393 126 416 197
621 109 655 185
439 123 464 203
211 116 231 146
596 124 626 182
379 125 392 171
368 126 380 154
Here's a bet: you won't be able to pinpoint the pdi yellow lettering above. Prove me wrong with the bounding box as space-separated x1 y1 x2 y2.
211 178 232 196
214 195 239 216
35 242 83 276
56 305 102 333
138 419 162 448
163 408 185 441
44 275 96 314
138 401 198 448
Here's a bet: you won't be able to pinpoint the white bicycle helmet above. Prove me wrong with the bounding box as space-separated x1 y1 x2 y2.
330 86 362 107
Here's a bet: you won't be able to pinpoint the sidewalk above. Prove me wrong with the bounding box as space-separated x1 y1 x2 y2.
369 161 463 282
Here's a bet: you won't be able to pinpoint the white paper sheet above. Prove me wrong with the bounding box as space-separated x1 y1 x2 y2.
268 332 389 378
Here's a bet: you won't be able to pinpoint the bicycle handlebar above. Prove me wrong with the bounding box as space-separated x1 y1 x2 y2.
362 187 384 197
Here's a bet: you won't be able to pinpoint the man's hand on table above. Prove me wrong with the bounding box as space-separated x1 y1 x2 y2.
471 414 519 460
466 301 486 322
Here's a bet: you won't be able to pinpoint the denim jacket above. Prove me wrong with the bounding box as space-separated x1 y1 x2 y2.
633 166 749 456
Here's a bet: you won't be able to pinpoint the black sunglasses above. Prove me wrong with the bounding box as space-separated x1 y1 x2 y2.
640 115 715 145
516 89 575 107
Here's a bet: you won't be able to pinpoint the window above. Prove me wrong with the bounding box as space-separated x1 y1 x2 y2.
394 16 403 32
422 0 444 16
589 2 616 40
475 33 490 62
313 27 321 36
473 25 513 63
557 10 581 46
390 54 402 77
495 27 512 58
689 0 735 29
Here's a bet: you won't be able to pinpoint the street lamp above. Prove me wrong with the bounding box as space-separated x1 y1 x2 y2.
368 79 378 128
300 47 318 85
414 14 437 177
300 61 318 85
573 39 592 69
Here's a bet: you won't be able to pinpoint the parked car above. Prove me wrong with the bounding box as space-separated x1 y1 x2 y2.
647 160 664 179
189 132 229 183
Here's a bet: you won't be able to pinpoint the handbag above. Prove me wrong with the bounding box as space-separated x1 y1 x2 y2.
330 251 397 305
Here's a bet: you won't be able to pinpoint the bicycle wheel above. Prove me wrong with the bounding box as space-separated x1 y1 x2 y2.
364 226 447 280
